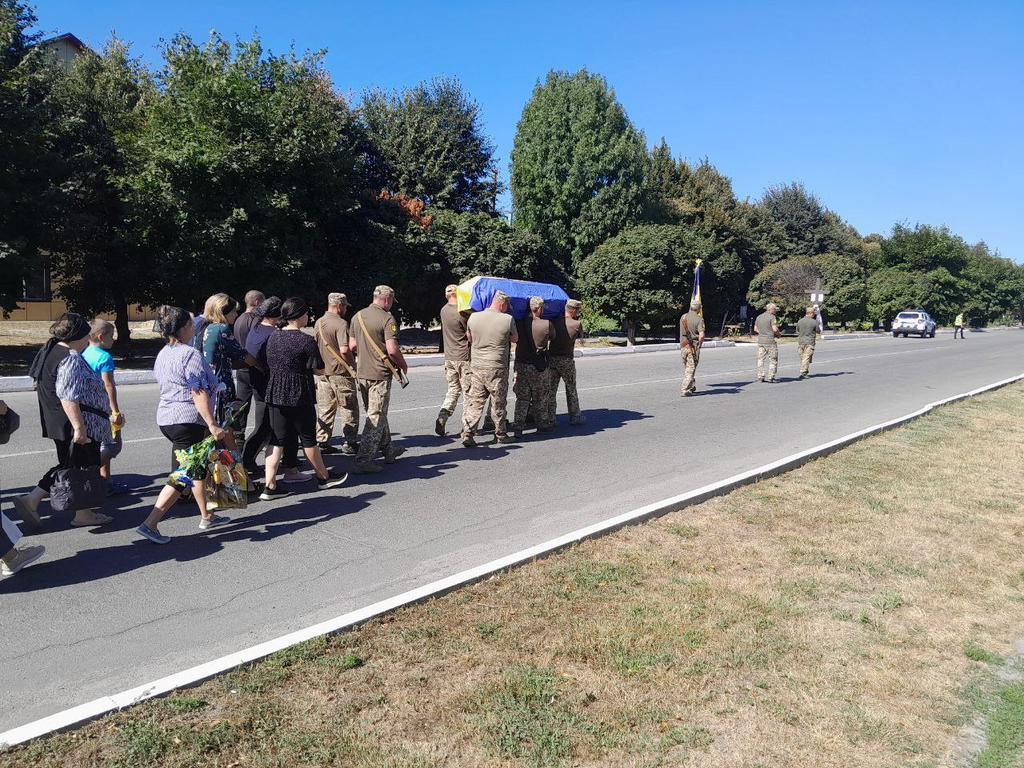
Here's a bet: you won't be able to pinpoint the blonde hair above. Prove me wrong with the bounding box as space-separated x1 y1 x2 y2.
89 318 114 341
202 293 234 325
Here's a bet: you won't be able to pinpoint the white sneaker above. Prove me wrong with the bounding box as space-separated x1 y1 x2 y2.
1 545 45 577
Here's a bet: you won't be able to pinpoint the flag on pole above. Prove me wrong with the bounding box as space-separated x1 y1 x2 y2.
691 259 703 315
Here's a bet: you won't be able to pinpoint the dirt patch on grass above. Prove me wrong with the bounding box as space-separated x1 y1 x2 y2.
6 385 1024 767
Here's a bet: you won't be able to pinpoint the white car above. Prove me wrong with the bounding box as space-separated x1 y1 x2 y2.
891 310 936 338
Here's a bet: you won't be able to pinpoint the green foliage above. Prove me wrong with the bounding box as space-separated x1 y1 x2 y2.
577 224 724 341
976 683 1024 768
511 69 648 279
759 182 865 261
361 77 498 213
748 253 866 324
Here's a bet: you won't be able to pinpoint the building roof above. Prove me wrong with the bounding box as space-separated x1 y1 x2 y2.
38 33 91 54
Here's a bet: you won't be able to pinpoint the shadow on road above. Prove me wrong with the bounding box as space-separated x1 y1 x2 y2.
0 491 383 593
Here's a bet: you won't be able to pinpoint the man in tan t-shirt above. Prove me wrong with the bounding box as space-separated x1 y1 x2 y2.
753 302 781 382
461 291 518 447
435 284 471 437
314 292 359 455
349 285 408 472
680 298 706 396
512 297 555 437
548 299 585 425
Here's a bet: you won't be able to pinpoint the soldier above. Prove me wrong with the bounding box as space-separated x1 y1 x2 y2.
314 292 359 455
753 302 781 382
512 297 555 438
435 284 472 437
679 298 705 396
548 298 585 424
460 291 518 447
795 306 819 380
349 285 408 473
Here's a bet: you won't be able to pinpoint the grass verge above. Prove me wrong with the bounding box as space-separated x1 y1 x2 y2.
4 384 1024 767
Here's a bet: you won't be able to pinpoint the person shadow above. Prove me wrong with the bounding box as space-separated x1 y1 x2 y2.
0 491 383 593
507 408 650 443
690 381 748 396
772 371 854 383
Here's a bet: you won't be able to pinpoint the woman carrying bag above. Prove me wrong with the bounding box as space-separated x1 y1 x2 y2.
14 313 113 529
1 400 45 577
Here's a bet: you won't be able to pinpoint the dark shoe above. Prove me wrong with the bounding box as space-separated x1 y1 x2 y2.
136 523 170 545
259 484 287 502
318 443 340 455
461 436 478 448
106 481 131 497
316 469 349 490
384 446 406 464
495 434 515 444
681 390 692 397
341 442 358 456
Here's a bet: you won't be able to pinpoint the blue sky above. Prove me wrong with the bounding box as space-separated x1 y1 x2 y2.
35 0 1023 260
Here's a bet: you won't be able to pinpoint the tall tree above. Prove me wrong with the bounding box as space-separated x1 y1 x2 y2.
511 69 647 279
48 37 151 345
360 78 498 213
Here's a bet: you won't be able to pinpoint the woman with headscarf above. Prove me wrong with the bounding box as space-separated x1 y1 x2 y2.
260 297 347 499
13 313 113 528
135 306 233 544
194 293 259 425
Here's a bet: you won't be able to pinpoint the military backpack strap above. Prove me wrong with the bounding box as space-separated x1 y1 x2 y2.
315 324 356 379
682 314 691 349
356 311 409 388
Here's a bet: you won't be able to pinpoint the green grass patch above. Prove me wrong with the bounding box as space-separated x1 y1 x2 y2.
976 683 1024 767
965 643 1003 665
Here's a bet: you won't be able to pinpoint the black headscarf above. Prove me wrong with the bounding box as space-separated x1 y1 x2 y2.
28 314 91 381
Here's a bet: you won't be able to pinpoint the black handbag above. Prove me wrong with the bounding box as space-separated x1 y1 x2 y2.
533 350 549 373
50 444 107 512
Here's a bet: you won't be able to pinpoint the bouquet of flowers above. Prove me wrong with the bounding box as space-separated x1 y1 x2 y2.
168 403 250 498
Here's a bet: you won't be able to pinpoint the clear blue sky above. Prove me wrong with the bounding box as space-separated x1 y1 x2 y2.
35 0 1024 261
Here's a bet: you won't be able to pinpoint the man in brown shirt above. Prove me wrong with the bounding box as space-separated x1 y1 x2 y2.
679 298 706 396
461 291 518 447
314 292 359 454
547 298 585 425
436 284 471 437
349 285 408 472
512 297 556 438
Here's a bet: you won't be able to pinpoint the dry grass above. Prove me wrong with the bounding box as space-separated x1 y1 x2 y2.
6 385 1024 768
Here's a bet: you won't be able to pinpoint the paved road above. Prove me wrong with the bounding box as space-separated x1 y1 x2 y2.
1 330 1022 732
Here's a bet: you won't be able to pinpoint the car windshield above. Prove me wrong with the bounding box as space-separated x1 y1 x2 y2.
897 313 922 319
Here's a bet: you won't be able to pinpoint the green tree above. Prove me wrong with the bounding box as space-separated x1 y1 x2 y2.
577 224 722 344
876 223 969 274
759 182 865 262
747 253 866 325
0 1 63 312
361 77 498 213
511 70 647 279
48 37 151 345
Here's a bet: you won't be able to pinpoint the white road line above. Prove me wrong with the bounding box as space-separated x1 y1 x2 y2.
2 370 1021 747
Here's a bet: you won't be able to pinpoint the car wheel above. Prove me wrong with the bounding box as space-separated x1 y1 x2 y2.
903 333 908 338
892 331 898 338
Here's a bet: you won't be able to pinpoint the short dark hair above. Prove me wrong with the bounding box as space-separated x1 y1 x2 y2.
155 305 192 340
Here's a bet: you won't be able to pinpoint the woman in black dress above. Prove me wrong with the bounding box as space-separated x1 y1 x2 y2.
260 298 347 499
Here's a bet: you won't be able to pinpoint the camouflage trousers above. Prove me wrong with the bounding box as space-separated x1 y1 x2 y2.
461 367 509 439
680 345 700 392
513 363 554 431
547 355 582 422
757 344 779 381
798 344 815 377
441 360 472 415
356 378 392 464
315 374 359 446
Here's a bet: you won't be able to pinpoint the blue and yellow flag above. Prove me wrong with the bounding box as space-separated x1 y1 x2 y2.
691 259 703 315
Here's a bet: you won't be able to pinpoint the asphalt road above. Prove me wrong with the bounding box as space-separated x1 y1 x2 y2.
1 329 1022 733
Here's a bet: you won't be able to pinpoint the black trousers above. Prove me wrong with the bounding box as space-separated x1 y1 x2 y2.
160 423 209 474
38 439 101 494
242 393 275 469
269 403 318 459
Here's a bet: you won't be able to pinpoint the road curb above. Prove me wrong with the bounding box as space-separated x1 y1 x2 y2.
2 369 1020 748
0 341 737 393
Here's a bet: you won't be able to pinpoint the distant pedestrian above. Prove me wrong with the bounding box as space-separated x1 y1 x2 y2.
461 291 518 447
435 284 472 437
548 299 585 424
16 313 113 529
83 319 127 493
512 297 555 438
233 289 265 436
241 296 282 474
349 285 408 473
136 305 234 544
753 303 780 383
954 312 966 339
796 306 819 379
1 401 45 578
314 292 359 456
679 299 705 396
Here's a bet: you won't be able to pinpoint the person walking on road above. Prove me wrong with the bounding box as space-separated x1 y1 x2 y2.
796 306 819 379
548 299 585 424
136 306 235 544
260 297 347 500
512 297 555 438
1 401 45 578
754 303 781 383
16 313 113 530
435 284 472 437
83 319 127 493
241 296 282 474
679 299 705 396
315 293 359 455
350 285 408 473
233 289 265 436
954 312 967 339
196 293 260 427
461 291 518 447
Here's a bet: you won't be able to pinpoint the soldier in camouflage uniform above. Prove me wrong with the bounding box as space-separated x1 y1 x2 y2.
461 292 518 447
435 284 472 436
795 306 819 379
753 302 780 382
547 299 585 425
679 298 705 396
512 297 555 437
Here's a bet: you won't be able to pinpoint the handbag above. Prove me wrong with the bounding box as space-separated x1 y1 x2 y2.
49 444 107 512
